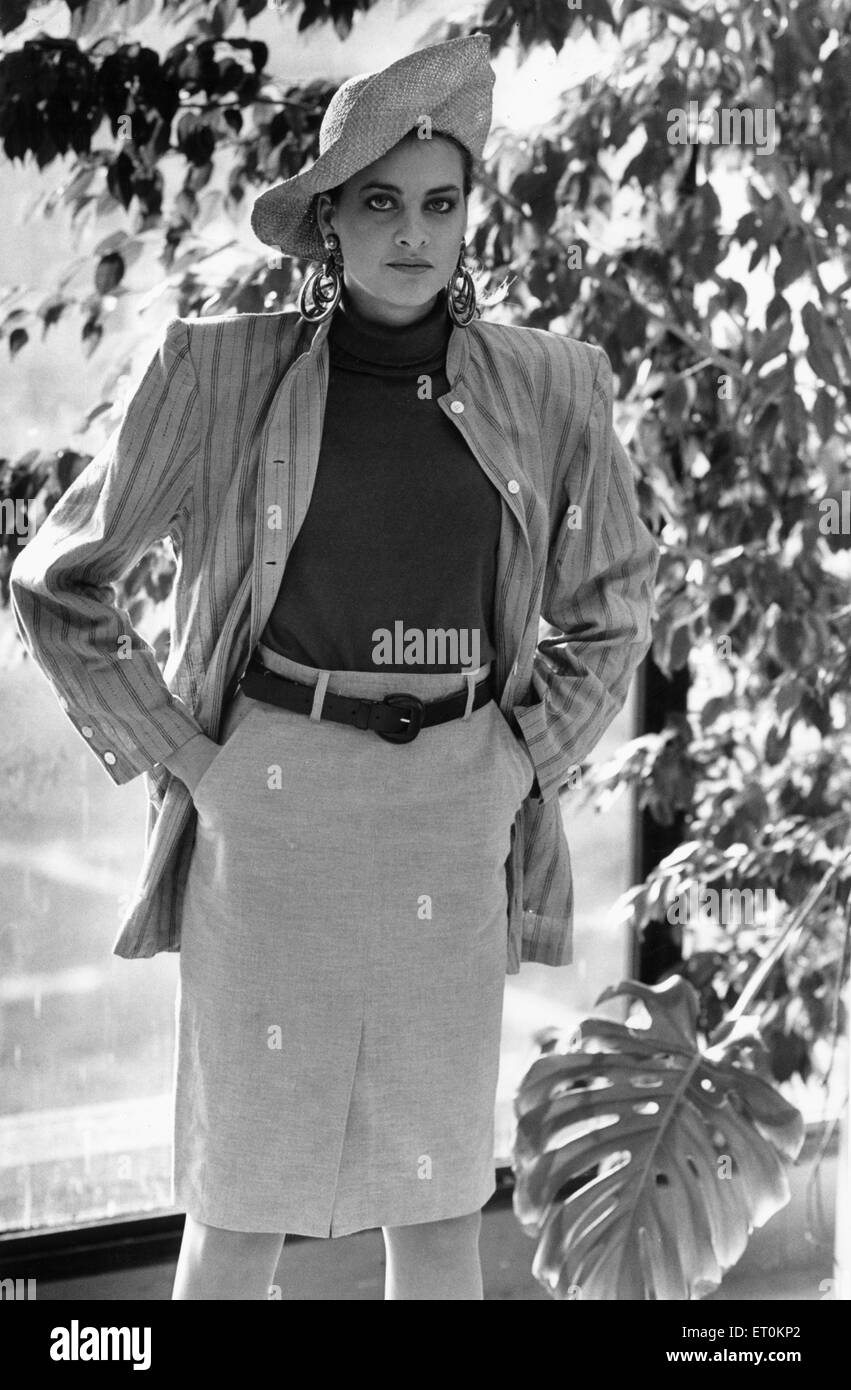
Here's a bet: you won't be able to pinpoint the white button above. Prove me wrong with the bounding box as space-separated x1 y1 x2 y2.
81 726 94 738
449 400 464 414
103 751 117 766
507 479 520 494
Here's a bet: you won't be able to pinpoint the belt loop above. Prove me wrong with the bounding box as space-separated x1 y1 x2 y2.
310 669 331 721
463 671 476 720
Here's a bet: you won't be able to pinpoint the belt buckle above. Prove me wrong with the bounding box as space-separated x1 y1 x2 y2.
375 693 425 743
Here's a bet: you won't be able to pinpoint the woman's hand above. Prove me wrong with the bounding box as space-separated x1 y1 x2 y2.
158 732 221 796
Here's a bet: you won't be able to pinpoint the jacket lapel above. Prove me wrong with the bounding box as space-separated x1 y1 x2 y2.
248 313 333 653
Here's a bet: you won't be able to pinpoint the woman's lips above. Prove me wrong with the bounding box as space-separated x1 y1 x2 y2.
388 264 432 273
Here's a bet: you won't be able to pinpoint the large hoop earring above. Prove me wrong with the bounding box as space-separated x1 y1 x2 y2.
447 239 477 326
297 233 343 322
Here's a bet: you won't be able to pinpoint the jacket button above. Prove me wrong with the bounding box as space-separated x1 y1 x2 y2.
103 751 117 766
81 726 94 738
449 400 464 413
507 479 520 493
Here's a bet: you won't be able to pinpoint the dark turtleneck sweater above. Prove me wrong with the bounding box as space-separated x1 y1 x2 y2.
260 288 502 673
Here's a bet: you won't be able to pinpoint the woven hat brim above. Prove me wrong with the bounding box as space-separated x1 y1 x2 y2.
250 34 494 262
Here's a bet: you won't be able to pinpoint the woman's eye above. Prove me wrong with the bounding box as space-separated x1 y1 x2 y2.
365 196 456 213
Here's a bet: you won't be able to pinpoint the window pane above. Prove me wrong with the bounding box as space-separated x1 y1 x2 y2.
1 623 176 1230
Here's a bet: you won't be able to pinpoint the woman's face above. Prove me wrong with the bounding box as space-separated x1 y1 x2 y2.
315 135 468 326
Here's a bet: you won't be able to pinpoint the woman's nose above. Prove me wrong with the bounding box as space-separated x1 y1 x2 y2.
395 221 429 249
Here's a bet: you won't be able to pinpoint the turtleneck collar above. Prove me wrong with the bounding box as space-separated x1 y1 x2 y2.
328 285 451 374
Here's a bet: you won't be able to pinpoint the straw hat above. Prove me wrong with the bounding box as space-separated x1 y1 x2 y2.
250 34 495 262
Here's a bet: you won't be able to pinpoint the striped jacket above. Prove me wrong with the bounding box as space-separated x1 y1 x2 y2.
9 306 659 973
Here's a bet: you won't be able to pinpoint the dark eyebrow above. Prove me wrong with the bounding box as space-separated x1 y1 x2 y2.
356 182 461 195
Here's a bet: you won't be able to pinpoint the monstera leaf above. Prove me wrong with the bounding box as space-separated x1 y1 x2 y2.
512 977 805 1300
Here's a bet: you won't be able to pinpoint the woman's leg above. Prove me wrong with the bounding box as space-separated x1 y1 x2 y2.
382 1209 484 1300
171 1214 286 1300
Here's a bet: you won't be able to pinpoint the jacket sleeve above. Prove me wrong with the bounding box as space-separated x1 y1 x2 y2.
9 316 207 787
513 342 659 803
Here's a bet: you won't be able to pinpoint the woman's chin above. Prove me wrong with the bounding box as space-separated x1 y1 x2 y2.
345 276 442 323
381 278 437 302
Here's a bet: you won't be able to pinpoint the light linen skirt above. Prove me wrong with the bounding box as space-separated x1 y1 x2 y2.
172 642 535 1237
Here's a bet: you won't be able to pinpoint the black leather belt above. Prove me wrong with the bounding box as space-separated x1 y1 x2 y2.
236 654 494 744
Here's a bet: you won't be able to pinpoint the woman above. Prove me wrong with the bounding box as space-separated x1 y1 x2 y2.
9 35 659 1300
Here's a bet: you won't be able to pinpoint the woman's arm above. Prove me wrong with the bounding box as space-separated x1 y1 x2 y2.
512 344 660 803
9 317 209 786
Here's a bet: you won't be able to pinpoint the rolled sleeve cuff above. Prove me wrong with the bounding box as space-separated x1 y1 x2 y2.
61 697 206 787
512 701 563 805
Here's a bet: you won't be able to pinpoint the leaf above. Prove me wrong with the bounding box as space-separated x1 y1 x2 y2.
94 252 125 294
765 1027 810 1084
176 114 216 164
802 301 842 387
186 159 213 192
94 230 130 257
708 593 735 629
669 621 691 672
62 166 96 204
700 696 729 729
812 388 836 442
623 135 671 190
0 0 28 36
81 317 102 355
776 683 805 726
774 228 810 291
764 725 790 766
750 317 792 371
8 326 27 356
659 840 704 869
37 296 66 333
126 0 156 22
773 614 801 666
106 153 134 209
79 399 115 432
67 0 107 39
512 978 804 1300
173 188 198 223
211 0 239 36
55 449 89 493
662 377 690 419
